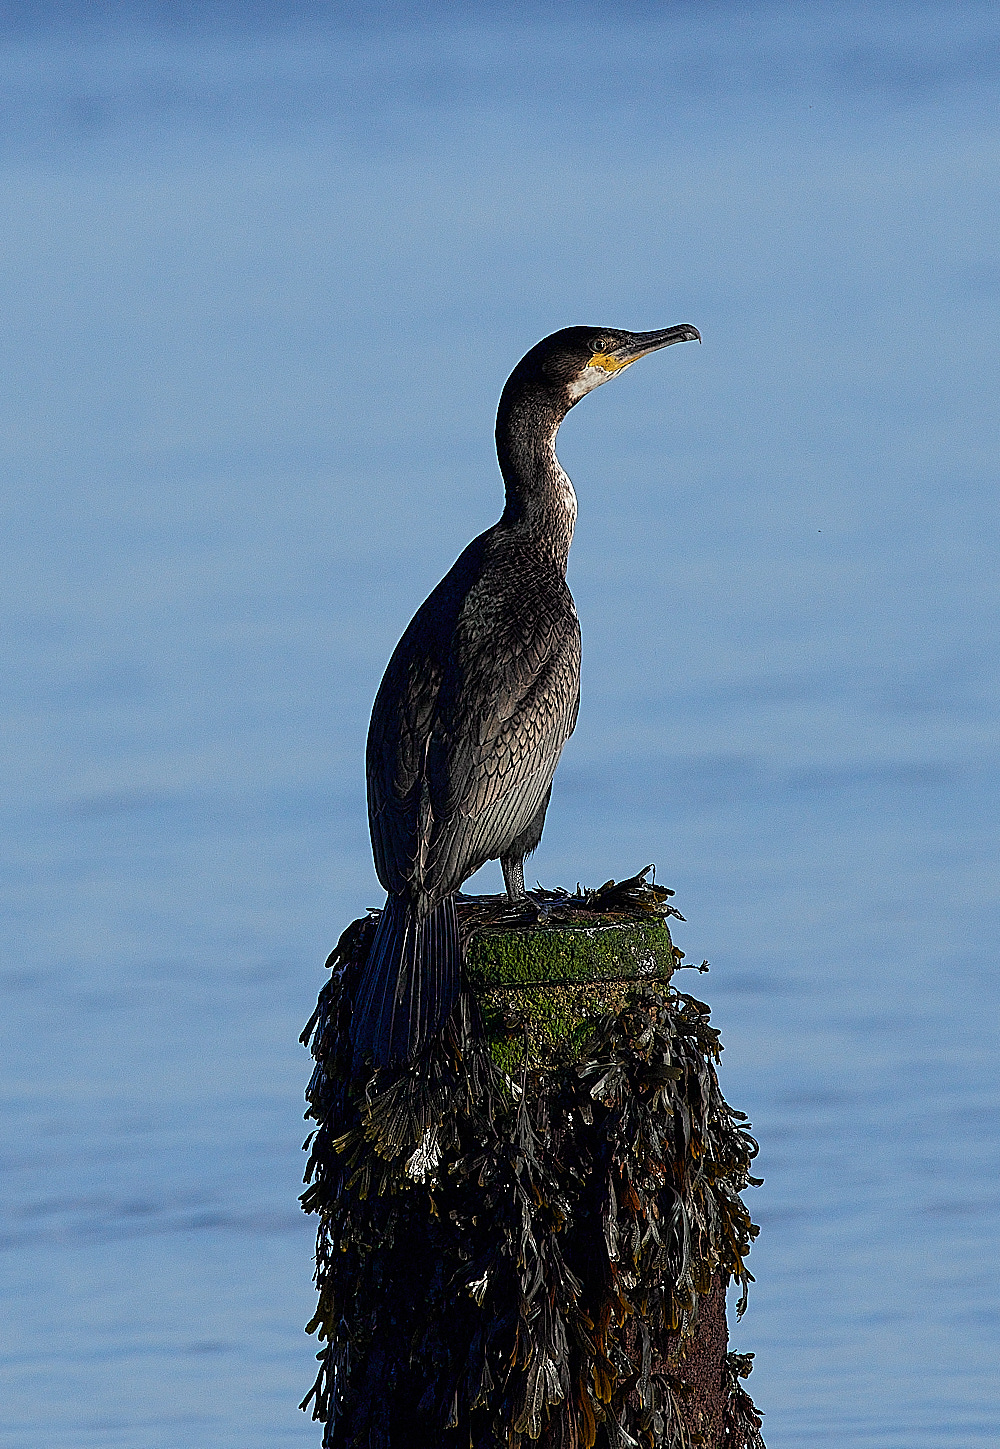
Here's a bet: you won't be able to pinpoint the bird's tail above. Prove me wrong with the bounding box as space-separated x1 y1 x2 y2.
351 894 462 1065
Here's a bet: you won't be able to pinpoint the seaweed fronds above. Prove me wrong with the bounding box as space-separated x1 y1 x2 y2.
300 900 764 1449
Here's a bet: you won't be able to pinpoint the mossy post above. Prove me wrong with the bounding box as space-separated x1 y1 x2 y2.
301 872 765 1448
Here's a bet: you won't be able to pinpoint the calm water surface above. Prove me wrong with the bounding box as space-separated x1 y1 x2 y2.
1 5 998 1445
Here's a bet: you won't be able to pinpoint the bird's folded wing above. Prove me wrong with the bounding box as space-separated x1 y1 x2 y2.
419 605 581 894
368 569 580 900
367 639 441 895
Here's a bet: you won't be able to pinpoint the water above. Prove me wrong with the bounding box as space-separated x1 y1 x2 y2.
1 4 998 1445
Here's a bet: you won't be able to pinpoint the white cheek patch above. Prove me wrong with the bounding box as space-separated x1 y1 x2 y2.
566 364 614 401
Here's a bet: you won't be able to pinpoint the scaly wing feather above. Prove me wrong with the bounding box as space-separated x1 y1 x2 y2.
367 530 580 902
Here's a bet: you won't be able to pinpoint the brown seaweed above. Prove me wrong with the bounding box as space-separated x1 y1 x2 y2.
300 892 765 1449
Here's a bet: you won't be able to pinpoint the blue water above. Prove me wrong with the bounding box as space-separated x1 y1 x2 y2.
1 5 998 1445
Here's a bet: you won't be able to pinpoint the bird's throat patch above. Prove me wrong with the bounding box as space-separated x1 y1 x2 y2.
566 352 633 400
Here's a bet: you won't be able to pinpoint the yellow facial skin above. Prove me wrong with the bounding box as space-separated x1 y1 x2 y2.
587 350 632 375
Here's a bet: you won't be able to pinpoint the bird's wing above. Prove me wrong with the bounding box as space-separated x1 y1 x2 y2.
367 615 444 897
420 578 581 897
367 552 580 901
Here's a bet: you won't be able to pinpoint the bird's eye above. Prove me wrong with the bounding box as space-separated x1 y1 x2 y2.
590 335 614 356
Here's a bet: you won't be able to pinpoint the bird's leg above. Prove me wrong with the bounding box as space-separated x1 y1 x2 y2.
501 854 526 900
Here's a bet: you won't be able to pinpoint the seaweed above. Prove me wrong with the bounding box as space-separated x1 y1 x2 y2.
300 888 764 1448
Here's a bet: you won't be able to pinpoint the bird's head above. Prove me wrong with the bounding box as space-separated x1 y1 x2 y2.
500 323 701 421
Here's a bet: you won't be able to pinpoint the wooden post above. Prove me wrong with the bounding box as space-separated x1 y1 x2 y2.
301 874 765 1448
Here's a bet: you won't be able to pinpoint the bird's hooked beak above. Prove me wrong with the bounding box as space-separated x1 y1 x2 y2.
591 324 702 375
618 324 701 359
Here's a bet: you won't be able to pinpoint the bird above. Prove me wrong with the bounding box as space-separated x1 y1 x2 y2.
352 323 701 1064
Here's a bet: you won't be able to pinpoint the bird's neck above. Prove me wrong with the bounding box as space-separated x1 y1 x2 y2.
495 392 576 571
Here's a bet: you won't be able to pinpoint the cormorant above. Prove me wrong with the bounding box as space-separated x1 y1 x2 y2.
353 323 700 1063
